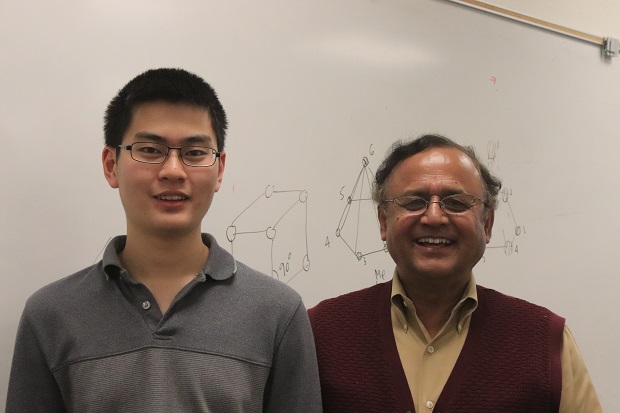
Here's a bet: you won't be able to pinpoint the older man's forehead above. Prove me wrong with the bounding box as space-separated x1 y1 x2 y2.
388 159 485 196
414 147 477 167
389 178 469 193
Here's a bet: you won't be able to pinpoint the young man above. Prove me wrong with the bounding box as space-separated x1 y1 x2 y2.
309 134 601 413
6 68 322 412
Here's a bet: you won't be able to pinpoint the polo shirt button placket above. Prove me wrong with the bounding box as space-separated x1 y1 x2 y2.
142 301 151 310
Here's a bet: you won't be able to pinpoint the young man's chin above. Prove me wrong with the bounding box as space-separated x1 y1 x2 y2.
144 220 203 239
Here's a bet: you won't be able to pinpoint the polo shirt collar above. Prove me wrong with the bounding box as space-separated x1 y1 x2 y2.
101 233 237 282
200 233 237 281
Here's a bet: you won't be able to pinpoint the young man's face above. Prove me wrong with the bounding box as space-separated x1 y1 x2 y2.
378 147 493 287
102 101 225 238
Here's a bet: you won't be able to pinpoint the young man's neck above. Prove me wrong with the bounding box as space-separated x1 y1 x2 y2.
118 228 210 314
119 228 209 283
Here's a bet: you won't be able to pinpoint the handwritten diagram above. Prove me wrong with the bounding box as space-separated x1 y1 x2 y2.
334 156 388 265
227 185 310 283
485 140 525 256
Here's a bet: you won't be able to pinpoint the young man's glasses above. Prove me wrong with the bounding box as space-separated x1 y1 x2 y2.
382 193 486 215
117 142 220 167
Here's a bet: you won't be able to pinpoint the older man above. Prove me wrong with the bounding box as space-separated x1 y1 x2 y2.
309 134 601 413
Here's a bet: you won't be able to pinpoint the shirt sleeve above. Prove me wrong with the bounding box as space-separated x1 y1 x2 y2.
5 308 67 413
558 325 602 413
263 301 323 413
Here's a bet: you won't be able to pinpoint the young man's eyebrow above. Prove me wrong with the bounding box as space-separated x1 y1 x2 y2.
133 132 165 142
185 135 214 145
133 132 214 145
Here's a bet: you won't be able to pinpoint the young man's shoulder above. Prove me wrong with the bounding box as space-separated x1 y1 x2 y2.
230 259 305 311
24 263 104 315
204 233 304 309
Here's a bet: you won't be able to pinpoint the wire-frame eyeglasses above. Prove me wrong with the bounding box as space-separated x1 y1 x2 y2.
117 142 220 167
382 193 486 215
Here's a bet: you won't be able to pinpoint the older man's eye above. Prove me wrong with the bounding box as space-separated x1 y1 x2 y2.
442 195 475 212
397 197 428 211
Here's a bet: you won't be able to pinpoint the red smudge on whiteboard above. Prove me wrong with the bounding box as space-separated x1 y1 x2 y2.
490 76 497 85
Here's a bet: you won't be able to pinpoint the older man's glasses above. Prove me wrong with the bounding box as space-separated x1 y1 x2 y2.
382 193 485 215
117 142 220 167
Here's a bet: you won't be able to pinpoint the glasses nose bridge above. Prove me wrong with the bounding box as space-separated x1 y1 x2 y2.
423 198 448 216
161 145 187 166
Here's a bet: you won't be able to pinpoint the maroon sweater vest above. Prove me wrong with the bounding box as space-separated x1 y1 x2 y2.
309 281 564 413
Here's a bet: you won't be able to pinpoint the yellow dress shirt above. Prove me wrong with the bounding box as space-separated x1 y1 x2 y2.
391 272 602 413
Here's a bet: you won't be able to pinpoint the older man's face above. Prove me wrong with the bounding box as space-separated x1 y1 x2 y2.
378 147 493 286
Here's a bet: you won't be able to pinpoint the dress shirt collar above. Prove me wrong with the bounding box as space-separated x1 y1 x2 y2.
391 270 478 334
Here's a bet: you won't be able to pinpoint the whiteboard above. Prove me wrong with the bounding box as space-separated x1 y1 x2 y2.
1 0 617 410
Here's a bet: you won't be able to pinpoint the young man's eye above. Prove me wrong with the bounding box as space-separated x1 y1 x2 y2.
184 148 209 158
138 145 164 155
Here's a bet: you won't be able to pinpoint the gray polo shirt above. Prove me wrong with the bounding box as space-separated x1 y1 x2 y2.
6 233 322 413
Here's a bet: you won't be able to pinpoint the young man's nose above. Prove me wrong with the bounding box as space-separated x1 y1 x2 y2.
159 149 187 178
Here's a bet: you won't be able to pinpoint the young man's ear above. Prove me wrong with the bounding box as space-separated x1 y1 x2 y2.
102 146 119 189
214 151 226 193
